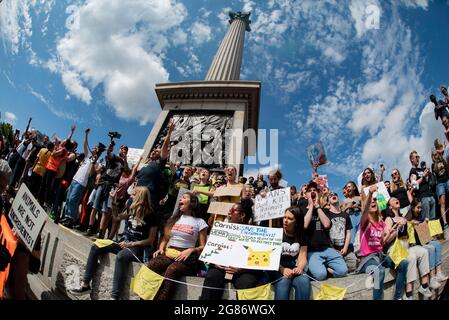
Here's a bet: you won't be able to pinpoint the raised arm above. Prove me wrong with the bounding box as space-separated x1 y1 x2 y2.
361 184 378 229
67 125 76 141
161 120 175 161
303 193 314 229
24 117 32 136
130 156 143 178
83 128 90 158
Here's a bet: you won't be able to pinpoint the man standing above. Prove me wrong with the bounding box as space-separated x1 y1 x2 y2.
409 150 436 220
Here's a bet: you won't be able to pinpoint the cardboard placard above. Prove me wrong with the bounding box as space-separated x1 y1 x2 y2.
207 202 235 216
8 184 47 251
199 221 283 271
213 185 243 198
414 222 432 245
254 188 291 222
126 148 144 168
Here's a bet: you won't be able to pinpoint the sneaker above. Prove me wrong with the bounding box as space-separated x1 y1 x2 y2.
430 277 441 290
61 219 74 229
48 211 56 221
70 286 91 296
418 286 433 298
84 227 96 237
74 224 87 232
402 293 413 300
444 223 449 230
436 272 448 282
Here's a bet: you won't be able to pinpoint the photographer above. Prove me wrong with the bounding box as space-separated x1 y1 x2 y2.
60 129 104 229
85 132 128 238
409 150 436 220
136 120 175 210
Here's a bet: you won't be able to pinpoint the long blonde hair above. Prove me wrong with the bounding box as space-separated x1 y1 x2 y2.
130 186 153 223
390 168 405 193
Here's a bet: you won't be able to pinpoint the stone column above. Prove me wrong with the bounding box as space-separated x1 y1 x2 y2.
205 11 251 81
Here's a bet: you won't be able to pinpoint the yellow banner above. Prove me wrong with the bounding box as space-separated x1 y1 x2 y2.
237 283 273 300
94 239 115 248
428 220 443 237
389 237 408 268
130 265 164 300
314 284 347 300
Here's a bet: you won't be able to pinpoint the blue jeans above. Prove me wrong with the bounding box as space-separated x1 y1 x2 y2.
64 181 86 221
424 240 442 271
350 211 361 244
273 273 311 300
359 255 408 300
421 196 436 220
307 248 348 281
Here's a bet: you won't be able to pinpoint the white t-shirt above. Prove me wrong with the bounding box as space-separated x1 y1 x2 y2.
73 158 94 187
167 215 208 249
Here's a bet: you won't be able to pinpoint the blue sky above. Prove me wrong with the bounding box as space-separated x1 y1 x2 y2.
1 0 449 194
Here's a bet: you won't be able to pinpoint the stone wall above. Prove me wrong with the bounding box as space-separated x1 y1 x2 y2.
26 218 449 300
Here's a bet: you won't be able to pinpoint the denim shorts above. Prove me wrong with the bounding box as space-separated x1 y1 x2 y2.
92 184 111 212
436 180 449 197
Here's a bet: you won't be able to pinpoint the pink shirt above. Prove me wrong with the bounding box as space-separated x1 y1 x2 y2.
360 219 386 257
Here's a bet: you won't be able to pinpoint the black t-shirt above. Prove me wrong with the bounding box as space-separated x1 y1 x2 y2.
409 167 432 198
432 159 449 184
280 231 308 268
125 212 157 242
253 180 267 193
301 206 332 252
389 184 410 208
326 209 352 251
136 159 167 204
100 154 124 184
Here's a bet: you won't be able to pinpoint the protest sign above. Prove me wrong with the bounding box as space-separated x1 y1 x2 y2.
8 184 47 251
199 221 283 271
213 185 243 198
363 182 390 211
254 187 291 222
307 142 328 167
207 202 234 216
415 222 432 245
126 148 144 168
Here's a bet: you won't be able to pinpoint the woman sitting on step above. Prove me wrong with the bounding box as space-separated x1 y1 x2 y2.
146 192 208 300
70 186 157 300
356 184 408 300
199 198 263 300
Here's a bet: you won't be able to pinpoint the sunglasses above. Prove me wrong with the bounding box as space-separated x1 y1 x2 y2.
391 172 399 177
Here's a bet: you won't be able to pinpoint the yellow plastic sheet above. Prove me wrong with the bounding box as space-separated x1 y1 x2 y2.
407 222 416 244
389 237 409 268
314 284 347 300
94 239 115 248
428 220 443 237
130 265 164 300
237 283 273 300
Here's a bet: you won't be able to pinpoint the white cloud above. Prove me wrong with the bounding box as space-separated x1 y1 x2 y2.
3 112 17 125
0 0 33 55
172 28 188 46
218 7 232 27
287 2 441 183
242 0 255 13
190 21 212 45
47 0 187 125
244 163 282 179
398 0 429 9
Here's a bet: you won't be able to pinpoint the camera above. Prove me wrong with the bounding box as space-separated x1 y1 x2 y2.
420 161 426 169
108 131 121 146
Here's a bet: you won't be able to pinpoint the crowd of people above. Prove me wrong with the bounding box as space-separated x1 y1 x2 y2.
0 109 448 300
